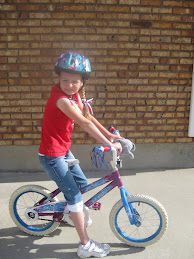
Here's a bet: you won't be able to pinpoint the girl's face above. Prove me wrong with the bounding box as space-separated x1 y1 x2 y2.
59 71 83 96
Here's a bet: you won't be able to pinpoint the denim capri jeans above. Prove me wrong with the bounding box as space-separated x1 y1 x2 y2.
38 150 88 205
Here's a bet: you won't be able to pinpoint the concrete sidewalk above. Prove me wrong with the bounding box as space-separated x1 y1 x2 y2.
0 168 194 259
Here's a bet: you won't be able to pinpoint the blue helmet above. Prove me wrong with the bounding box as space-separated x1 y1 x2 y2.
55 52 91 79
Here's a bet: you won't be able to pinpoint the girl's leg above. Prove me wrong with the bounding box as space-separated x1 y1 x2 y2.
39 155 83 205
65 151 92 228
38 154 89 244
38 154 110 257
66 150 88 188
70 211 89 245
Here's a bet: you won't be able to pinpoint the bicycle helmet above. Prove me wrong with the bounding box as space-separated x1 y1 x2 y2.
55 52 91 80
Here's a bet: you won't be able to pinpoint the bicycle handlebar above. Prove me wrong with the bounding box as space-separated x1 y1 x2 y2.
94 124 120 156
93 145 118 170
108 125 120 136
94 145 112 154
92 125 136 171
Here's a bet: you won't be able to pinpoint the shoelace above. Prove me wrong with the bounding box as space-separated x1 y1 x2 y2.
90 240 105 250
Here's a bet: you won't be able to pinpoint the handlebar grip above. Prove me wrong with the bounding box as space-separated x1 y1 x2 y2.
108 125 120 136
94 145 112 153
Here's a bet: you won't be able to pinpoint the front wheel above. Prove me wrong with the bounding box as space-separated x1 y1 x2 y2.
9 185 60 236
109 194 168 247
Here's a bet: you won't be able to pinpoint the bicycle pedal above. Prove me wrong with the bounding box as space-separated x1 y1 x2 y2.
92 202 101 210
53 212 63 222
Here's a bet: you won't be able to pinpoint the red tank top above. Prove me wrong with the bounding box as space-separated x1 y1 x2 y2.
39 84 79 156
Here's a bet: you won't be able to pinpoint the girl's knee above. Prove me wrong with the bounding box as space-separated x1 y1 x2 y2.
67 200 83 213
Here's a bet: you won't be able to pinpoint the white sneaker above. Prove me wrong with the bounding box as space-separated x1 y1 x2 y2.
77 240 110 258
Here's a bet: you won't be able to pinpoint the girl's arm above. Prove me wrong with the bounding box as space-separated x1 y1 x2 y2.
77 93 123 142
90 115 123 143
56 98 122 153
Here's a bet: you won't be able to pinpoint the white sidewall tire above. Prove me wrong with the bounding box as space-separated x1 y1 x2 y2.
109 194 168 247
9 184 60 236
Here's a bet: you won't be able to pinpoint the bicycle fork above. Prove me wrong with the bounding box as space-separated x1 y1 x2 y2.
120 187 141 227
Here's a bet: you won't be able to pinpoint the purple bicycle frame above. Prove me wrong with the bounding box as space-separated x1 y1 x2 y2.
40 170 123 205
81 169 123 207
35 169 123 218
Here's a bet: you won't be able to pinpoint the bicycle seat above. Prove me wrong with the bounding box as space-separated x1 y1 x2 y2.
65 159 79 167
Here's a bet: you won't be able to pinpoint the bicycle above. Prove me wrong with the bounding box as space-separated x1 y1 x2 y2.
9 126 168 247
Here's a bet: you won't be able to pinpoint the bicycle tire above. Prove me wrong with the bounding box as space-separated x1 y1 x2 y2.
109 194 168 247
9 184 60 236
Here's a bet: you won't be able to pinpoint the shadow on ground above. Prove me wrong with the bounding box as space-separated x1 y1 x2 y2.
0 227 144 258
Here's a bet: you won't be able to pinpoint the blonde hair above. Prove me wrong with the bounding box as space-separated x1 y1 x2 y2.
81 86 92 120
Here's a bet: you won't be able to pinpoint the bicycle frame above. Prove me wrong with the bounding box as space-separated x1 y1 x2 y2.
34 170 122 213
33 167 139 226
81 170 122 206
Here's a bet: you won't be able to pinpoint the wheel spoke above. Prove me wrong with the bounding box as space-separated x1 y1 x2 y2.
10 186 60 236
110 195 168 246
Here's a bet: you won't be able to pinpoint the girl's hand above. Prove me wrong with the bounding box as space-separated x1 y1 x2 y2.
111 142 123 155
108 133 124 143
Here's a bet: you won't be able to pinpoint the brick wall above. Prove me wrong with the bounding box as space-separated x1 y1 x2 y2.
0 0 193 146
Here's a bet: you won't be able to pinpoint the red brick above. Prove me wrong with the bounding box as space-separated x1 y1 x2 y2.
0 140 13 145
173 8 193 15
63 5 85 11
118 43 139 49
161 15 181 22
140 14 160 21
159 72 178 78
0 4 16 11
74 12 96 19
140 43 160 50
0 72 8 78
87 20 107 27
140 29 160 35
132 6 152 13
173 23 193 30
182 30 194 37
149 79 169 85
109 6 130 12
171 52 190 58
161 44 180 51
0 1 193 146
171 65 190 72
18 4 39 11
97 13 118 19
152 7 172 14
141 0 161 6
156 138 174 143
179 72 192 79
182 16 194 23
140 57 159 63
14 140 34 145
175 138 192 143
52 13 74 19
29 12 51 19
118 72 139 78
154 65 170 71
163 1 182 7
120 0 140 4
128 79 148 85
19 35 41 41
152 22 172 29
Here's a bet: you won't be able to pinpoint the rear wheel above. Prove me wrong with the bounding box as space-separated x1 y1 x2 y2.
9 185 60 236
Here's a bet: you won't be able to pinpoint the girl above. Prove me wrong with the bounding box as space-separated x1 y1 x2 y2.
39 52 122 258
